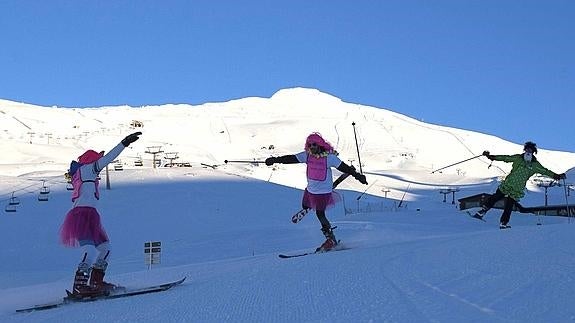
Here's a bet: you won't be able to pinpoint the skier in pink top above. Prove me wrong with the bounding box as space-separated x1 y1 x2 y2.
60 132 141 297
265 133 367 252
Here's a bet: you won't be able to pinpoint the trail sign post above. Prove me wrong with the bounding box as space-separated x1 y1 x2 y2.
144 241 162 270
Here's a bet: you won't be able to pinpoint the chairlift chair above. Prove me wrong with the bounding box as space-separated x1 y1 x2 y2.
38 181 50 201
40 181 50 195
4 204 17 213
9 193 20 206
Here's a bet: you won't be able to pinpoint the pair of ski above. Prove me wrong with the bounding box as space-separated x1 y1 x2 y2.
467 211 511 230
279 244 350 259
282 173 352 258
16 277 186 313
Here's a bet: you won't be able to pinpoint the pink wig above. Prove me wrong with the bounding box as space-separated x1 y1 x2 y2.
78 150 103 164
304 133 334 153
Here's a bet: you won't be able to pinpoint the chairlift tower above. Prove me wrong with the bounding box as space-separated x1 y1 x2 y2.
381 188 390 199
536 179 557 207
145 146 164 169
440 187 460 204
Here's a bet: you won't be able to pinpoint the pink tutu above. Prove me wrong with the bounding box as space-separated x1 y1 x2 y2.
60 207 109 247
302 189 341 211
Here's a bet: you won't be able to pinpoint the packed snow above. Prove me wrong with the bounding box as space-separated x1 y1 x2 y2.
1 88 575 322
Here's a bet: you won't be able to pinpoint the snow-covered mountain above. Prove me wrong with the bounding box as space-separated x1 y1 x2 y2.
2 88 573 190
1 88 575 322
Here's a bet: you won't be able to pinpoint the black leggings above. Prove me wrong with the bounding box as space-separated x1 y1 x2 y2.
483 188 516 224
315 210 332 230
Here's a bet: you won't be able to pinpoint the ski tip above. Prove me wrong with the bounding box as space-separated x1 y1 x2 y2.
163 276 187 288
278 253 311 259
16 303 61 313
166 276 187 287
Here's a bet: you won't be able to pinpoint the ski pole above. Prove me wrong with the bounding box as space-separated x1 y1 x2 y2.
352 122 363 174
357 179 378 200
397 183 410 208
431 155 483 174
224 160 266 164
563 178 572 223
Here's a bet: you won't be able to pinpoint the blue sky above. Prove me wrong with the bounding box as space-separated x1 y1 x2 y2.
1 0 573 152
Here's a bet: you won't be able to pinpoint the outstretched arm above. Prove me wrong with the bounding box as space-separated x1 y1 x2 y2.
337 162 368 184
96 132 142 172
534 162 566 180
483 151 519 163
265 155 299 166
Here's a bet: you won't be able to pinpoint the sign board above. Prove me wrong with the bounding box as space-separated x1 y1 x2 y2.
144 241 162 269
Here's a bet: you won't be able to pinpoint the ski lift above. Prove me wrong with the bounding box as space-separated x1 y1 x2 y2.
4 203 17 213
40 181 50 195
38 181 50 201
8 192 20 206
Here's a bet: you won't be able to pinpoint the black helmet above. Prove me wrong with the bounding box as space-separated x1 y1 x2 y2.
524 141 537 154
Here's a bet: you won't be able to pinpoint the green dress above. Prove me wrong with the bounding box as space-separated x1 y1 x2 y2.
492 154 556 200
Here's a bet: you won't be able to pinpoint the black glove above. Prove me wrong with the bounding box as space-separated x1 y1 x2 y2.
121 132 142 147
265 157 276 166
354 173 368 185
482 150 494 161
553 173 567 180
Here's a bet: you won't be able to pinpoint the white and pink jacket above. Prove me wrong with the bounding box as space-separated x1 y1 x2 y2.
295 151 342 194
71 143 125 208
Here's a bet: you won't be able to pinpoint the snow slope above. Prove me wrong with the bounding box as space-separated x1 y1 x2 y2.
1 88 575 322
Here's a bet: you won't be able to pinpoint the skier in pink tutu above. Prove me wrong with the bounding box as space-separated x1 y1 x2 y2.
265 132 367 252
60 132 141 297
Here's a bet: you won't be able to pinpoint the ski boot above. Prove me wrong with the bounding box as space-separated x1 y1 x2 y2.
316 227 338 253
69 262 104 299
89 259 120 294
473 207 488 220
499 222 511 230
